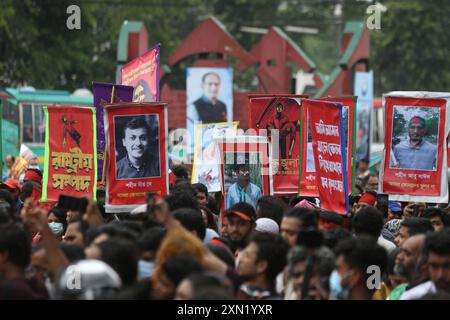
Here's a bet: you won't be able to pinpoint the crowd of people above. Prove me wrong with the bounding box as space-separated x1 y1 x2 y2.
1 154 450 300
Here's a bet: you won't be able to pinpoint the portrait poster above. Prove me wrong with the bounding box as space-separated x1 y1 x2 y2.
306 100 349 214
92 82 134 180
248 95 307 195
121 44 160 102
191 121 239 192
186 67 233 153
381 93 450 202
216 136 271 211
104 103 168 213
354 71 373 162
41 106 97 202
319 96 357 194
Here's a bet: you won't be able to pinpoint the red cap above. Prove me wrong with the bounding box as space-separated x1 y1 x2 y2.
24 170 42 184
358 193 376 206
225 210 254 222
0 179 21 191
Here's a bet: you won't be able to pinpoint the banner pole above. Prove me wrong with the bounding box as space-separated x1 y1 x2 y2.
101 86 115 185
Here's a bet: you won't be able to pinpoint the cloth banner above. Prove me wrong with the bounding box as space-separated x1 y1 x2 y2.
41 106 97 202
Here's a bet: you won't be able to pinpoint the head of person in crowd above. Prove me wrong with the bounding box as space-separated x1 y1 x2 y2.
206 194 219 215
170 165 189 184
423 229 450 293
354 191 377 213
165 182 199 212
137 226 166 279
356 159 369 177
86 222 139 247
206 243 235 268
0 179 21 203
332 236 387 300
387 201 403 221
386 248 405 290
47 206 68 238
354 178 365 195
352 206 384 241
395 217 433 247
255 218 279 235
256 196 285 226
423 208 450 232
236 164 251 189
63 216 89 248
175 272 233 300
394 234 428 288
403 202 427 218
23 168 43 185
349 194 362 214
220 213 230 239
152 255 203 300
280 207 318 247
172 208 206 241
318 211 344 232
224 202 256 253
288 245 335 300
0 189 15 220
364 172 379 193
199 205 218 232
19 181 41 203
192 183 208 207
237 232 289 299
322 228 353 253
56 260 121 300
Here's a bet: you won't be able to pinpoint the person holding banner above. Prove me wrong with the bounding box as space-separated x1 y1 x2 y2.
226 164 262 209
116 117 160 179
391 116 437 170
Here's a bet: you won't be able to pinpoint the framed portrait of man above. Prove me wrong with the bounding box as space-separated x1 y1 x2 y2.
381 94 449 201
186 67 233 153
216 136 271 210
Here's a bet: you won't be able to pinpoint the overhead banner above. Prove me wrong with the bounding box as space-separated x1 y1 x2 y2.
248 95 306 195
121 44 160 102
191 121 239 192
104 103 168 213
92 82 134 180
381 92 450 203
306 100 349 214
41 106 97 202
354 71 373 162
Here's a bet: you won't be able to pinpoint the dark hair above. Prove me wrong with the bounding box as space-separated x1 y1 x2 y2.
98 237 139 287
283 207 318 228
229 202 256 221
319 211 344 227
123 117 150 136
200 205 218 232
206 244 235 268
250 232 289 284
6 155 15 162
192 183 208 196
256 196 284 226
86 222 139 245
172 208 206 241
138 226 166 254
171 165 188 180
0 223 31 268
335 236 388 289
60 243 86 262
206 195 219 215
162 255 203 287
68 216 90 245
201 72 220 84
352 206 384 239
187 272 233 300
235 163 249 173
0 189 15 217
323 228 353 252
401 217 434 236
423 208 450 228
48 206 68 233
423 228 450 258
387 247 400 276
0 204 12 225
19 181 39 201
165 183 198 211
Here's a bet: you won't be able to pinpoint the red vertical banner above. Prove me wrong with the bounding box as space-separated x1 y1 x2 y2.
305 100 349 214
121 44 160 102
248 95 306 195
381 97 446 197
104 103 168 213
41 106 97 202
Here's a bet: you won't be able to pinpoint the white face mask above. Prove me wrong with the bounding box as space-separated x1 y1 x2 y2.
48 222 64 236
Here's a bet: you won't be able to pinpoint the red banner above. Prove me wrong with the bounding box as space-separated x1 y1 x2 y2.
121 44 160 102
104 103 168 213
248 95 306 195
305 100 349 214
41 106 97 202
381 97 446 196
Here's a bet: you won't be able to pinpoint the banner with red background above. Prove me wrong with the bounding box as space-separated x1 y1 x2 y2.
41 106 97 202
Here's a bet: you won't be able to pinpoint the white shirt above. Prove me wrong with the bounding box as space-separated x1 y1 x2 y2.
401 281 436 300
378 235 397 253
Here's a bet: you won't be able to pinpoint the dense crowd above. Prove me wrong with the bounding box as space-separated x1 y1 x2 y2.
0 155 449 300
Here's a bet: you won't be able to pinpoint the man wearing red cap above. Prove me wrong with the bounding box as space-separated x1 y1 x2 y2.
392 115 437 170
224 202 256 255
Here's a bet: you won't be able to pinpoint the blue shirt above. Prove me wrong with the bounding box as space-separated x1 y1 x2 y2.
392 139 437 170
226 182 262 209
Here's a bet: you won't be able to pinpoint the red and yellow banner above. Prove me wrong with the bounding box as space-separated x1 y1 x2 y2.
41 106 97 202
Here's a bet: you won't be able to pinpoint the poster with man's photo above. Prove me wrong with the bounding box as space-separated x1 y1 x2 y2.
216 136 271 210
186 67 233 154
381 93 450 202
104 103 168 213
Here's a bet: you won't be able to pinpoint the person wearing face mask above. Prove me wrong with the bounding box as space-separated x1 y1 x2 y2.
330 236 387 300
136 227 166 279
32 206 68 245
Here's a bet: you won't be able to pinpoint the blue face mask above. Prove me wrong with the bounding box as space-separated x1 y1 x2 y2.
329 270 350 300
48 222 64 236
138 260 155 279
